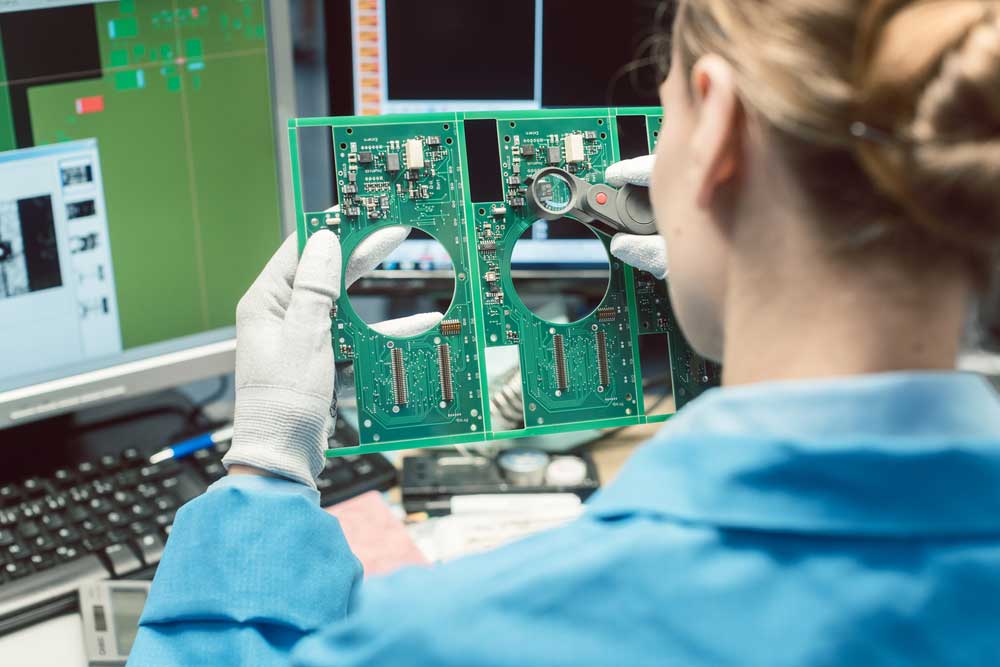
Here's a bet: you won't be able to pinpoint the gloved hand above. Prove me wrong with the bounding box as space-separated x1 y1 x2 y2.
223 223 442 488
605 155 668 280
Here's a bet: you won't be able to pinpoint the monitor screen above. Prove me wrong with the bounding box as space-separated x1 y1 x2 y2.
351 0 542 115
339 0 656 271
0 0 283 393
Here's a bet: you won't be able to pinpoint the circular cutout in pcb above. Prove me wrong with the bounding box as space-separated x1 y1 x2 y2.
345 227 455 337
510 219 611 324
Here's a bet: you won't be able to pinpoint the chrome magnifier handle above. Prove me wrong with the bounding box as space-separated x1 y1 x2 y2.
525 167 657 236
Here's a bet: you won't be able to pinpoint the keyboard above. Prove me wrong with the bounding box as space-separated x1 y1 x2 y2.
0 440 397 635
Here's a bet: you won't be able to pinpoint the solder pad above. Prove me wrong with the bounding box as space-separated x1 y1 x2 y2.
290 108 720 456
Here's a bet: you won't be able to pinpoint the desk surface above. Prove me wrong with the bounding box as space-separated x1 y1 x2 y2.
0 423 656 666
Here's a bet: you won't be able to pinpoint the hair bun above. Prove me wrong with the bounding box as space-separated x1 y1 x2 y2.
854 2 1000 257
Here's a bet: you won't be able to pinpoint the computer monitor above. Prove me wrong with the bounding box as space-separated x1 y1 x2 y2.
325 0 663 273
351 0 543 115
0 0 296 429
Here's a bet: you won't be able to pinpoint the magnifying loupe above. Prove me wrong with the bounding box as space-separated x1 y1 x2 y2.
525 167 656 236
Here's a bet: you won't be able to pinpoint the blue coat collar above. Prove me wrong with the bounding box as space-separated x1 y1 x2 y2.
589 372 1000 537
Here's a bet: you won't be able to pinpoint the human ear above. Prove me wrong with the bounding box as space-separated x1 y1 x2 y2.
688 55 743 210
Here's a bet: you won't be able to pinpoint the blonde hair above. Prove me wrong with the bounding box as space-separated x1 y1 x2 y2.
673 0 1000 284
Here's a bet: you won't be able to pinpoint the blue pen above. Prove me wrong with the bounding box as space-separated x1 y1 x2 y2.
149 425 235 464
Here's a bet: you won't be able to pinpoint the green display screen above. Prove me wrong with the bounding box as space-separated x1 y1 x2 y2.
0 0 281 355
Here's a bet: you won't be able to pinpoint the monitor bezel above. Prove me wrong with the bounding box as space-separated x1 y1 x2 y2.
0 0 296 430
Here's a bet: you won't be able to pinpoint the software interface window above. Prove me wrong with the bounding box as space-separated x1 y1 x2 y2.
0 0 282 390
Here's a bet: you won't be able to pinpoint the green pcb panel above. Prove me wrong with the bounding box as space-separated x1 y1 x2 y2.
291 108 720 456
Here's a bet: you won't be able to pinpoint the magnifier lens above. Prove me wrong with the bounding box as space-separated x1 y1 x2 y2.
533 172 573 215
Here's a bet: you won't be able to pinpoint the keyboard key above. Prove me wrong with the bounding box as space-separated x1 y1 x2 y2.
17 521 40 540
20 500 42 519
122 448 143 465
41 513 64 530
56 526 81 544
81 518 105 535
213 440 232 456
68 485 91 503
154 496 177 512
129 521 154 537
32 534 57 552
92 478 114 496
202 462 225 481
67 505 89 523
137 483 158 499
154 512 175 529
136 533 165 565
106 511 128 527
42 494 66 512
115 470 140 488
82 536 109 553
158 459 181 475
76 461 98 478
106 529 128 545
138 464 164 481
0 508 19 526
29 552 56 571
128 502 153 519
53 468 76 487
0 529 14 546
192 449 213 463
55 544 81 562
22 477 45 497
88 498 112 515
0 484 20 505
99 454 117 471
102 544 142 577
112 490 135 505
6 543 29 560
161 475 203 502
3 560 31 580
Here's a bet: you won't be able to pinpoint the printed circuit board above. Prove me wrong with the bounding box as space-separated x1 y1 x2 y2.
290 108 720 455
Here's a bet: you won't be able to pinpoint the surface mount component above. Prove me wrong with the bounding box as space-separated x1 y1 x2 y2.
291 108 720 456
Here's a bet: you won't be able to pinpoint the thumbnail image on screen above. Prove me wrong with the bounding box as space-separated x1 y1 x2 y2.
0 0 282 387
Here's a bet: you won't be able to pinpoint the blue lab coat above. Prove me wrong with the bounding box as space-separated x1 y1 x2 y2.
129 373 1000 666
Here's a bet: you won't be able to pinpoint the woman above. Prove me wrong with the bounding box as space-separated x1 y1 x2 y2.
130 1 1000 664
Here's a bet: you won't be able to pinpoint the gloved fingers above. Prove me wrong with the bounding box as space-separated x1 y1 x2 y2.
610 233 669 280
605 155 656 188
370 312 444 337
283 229 343 338
344 225 411 288
236 233 299 325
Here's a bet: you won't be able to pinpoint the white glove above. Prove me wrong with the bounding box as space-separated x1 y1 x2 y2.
223 224 442 488
605 155 668 280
